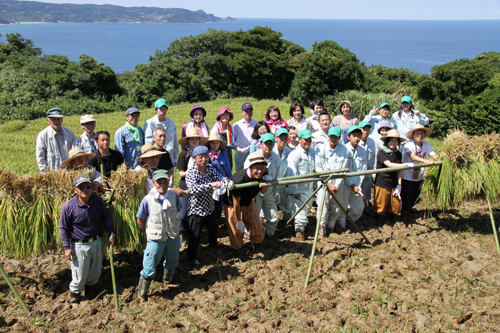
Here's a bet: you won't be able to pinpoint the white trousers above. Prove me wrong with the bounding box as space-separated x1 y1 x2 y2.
69 238 103 293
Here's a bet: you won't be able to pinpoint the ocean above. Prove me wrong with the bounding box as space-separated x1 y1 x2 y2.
1 19 499 74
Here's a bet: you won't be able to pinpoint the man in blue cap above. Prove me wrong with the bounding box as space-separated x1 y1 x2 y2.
114 107 144 169
287 129 316 239
36 108 76 172
233 102 257 171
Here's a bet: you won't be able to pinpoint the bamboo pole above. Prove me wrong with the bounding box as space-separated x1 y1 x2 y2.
277 168 350 181
0 264 30 314
109 244 119 309
487 198 500 254
326 161 442 180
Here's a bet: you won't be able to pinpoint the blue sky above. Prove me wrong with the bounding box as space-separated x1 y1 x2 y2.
38 0 500 19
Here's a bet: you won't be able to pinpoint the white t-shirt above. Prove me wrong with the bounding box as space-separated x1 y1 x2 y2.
402 140 435 182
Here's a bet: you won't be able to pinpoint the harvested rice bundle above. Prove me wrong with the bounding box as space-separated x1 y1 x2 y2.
442 129 470 166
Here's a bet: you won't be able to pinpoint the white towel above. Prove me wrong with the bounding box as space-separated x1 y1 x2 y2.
151 188 171 210
212 183 227 201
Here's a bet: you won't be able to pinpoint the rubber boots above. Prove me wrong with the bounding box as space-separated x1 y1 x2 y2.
163 268 175 284
138 276 151 300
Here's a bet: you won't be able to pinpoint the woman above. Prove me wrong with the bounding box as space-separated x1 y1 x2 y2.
391 96 429 139
373 129 405 222
210 106 234 169
265 105 288 135
287 102 313 132
332 100 359 145
248 121 271 154
181 104 210 151
206 133 232 221
308 99 324 132
362 103 395 141
287 126 299 150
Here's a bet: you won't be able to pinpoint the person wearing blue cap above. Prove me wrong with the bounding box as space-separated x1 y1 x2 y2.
315 127 349 236
287 129 316 239
114 107 144 169
273 128 293 219
185 145 233 264
243 133 281 236
36 108 76 172
359 121 377 203
311 112 333 151
233 102 257 171
144 99 178 167
390 96 429 140
362 103 395 141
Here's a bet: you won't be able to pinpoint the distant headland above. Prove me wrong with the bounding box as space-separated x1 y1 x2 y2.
0 0 236 24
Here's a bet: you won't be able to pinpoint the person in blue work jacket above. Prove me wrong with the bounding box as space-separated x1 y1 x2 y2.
359 121 377 203
273 128 293 220
361 103 395 142
144 99 178 166
391 96 429 140
114 107 144 169
207 133 232 222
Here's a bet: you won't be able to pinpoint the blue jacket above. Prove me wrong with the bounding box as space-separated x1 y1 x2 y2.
114 124 144 169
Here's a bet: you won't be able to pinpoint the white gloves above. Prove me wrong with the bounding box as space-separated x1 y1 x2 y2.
275 193 281 205
393 185 401 197
404 162 415 168
372 173 376 181
227 180 235 190
414 109 420 115
169 181 174 188
369 106 377 117
236 221 249 239
262 175 273 182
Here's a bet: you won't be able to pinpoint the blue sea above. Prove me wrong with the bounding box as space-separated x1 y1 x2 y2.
1 19 499 74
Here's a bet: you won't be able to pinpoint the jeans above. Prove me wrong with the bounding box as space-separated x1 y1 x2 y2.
140 237 181 279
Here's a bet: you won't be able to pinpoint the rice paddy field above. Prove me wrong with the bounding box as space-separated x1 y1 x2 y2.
0 99 499 332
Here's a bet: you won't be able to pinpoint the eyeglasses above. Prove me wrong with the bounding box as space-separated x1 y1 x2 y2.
77 184 92 191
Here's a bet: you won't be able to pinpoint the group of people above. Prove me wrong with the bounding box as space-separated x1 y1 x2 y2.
40 96 437 302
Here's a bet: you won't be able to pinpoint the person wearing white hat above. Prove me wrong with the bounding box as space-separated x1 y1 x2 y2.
72 114 97 153
134 144 167 192
61 147 103 193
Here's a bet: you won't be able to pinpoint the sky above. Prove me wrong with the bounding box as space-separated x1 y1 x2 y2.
34 0 500 20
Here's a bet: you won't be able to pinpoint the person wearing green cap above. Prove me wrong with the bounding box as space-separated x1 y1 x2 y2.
244 133 281 236
36 108 76 173
315 127 349 236
287 129 316 239
361 103 395 141
340 125 368 228
144 99 178 167
359 121 377 203
390 96 429 140
311 112 333 151
136 169 183 300
273 128 293 219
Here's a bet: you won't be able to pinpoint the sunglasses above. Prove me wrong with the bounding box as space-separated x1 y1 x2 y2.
77 184 92 191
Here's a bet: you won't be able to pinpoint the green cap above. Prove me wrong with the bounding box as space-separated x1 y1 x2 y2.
275 128 289 137
401 96 412 104
298 129 312 139
328 127 341 137
260 133 275 143
359 121 371 128
46 108 63 118
348 125 362 135
152 169 169 181
379 103 390 109
155 99 168 109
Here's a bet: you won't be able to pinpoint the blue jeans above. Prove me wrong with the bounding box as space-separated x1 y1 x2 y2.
140 237 181 279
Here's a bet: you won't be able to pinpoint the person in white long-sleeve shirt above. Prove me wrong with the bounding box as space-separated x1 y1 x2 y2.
311 112 332 152
361 103 395 142
233 102 257 171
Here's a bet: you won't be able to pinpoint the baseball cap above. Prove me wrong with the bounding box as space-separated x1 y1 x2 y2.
242 102 253 111
379 103 390 109
298 129 312 139
348 125 362 135
192 145 209 157
152 169 170 181
260 133 275 143
328 127 341 137
80 114 96 124
73 174 92 187
155 99 168 109
275 128 289 137
125 107 140 116
359 121 371 128
401 96 412 104
46 108 63 118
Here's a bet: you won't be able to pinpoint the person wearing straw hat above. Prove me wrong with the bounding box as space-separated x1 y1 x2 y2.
223 152 270 250
144 99 178 166
72 114 98 153
391 96 429 140
359 121 377 203
233 102 258 171
134 144 166 192
373 129 406 222
136 170 182 300
243 133 281 237
210 106 235 169
206 133 232 222
114 107 144 169
181 104 210 151
287 129 317 239
36 108 76 173
362 103 395 142
273 127 293 220
401 124 436 220
315 127 349 236
61 147 103 193
60 174 116 303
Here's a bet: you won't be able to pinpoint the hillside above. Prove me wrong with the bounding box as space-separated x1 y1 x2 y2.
0 0 234 24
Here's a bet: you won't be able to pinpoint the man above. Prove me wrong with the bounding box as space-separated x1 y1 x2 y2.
114 107 144 169
315 127 348 236
144 99 178 166
88 131 125 179
152 126 174 187
233 102 257 171
311 112 332 151
36 108 76 173
60 174 116 303
287 129 316 239
359 121 377 203
223 152 271 250
273 128 293 219
244 133 281 237
72 114 97 153
362 103 395 141
61 147 103 193
341 125 368 228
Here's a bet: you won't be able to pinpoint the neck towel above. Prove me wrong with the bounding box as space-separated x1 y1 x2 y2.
125 122 141 144
217 121 233 145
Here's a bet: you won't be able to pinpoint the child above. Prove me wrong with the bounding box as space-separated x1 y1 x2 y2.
265 105 288 135
249 121 271 154
181 104 210 151
207 133 232 221
401 124 436 220
373 130 405 222
210 106 235 169
374 120 394 159
287 126 299 150
136 170 182 300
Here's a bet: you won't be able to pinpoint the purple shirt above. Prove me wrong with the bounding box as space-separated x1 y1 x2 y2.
60 194 116 249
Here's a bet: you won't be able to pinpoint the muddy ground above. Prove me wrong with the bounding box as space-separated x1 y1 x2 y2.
1 199 500 332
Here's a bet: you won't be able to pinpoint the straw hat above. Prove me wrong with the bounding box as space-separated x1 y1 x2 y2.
207 133 227 147
178 127 209 146
405 124 432 140
134 144 166 162
247 152 268 167
61 147 95 168
381 129 406 142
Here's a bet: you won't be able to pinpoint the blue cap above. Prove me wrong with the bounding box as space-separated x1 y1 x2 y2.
126 107 140 116
401 96 412 104
155 99 168 109
379 103 390 109
242 102 253 111
192 145 209 157
328 127 341 137
298 129 312 139
275 128 289 137
348 125 362 135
